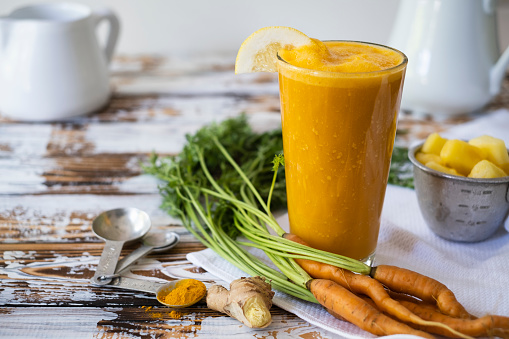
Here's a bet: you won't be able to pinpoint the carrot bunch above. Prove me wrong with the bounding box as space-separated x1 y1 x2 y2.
285 233 509 339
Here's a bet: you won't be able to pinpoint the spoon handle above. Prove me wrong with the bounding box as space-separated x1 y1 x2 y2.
91 239 124 285
114 245 153 275
108 276 165 294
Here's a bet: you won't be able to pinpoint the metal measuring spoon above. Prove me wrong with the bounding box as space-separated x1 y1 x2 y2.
107 276 206 308
91 208 151 285
113 231 180 276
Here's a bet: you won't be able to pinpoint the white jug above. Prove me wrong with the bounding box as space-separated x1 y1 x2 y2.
388 0 509 116
0 3 119 121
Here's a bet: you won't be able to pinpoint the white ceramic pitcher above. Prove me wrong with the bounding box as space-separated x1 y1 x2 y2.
388 0 509 116
0 3 119 121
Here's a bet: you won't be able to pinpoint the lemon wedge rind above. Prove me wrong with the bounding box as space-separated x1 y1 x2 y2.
235 26 313 74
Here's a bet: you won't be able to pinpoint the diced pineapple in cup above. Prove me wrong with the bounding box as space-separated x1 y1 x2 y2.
421 132 447 155
440 139 484 176
468 160 507 178
415 152 442 165
468 135 509 166
425 161 462 176
409 140 509 243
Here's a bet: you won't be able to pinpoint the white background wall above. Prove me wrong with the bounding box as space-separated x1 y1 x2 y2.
1 0 509 56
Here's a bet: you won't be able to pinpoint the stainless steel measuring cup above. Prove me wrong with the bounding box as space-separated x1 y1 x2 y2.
409 143 509 242
91 208 151 285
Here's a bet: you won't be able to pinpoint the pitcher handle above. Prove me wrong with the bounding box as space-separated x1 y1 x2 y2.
93 8 120 65
489 0 509 96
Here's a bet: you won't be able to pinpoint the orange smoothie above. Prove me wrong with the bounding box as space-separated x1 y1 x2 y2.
277 41 407 261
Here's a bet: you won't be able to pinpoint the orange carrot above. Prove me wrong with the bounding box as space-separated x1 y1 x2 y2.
308 279 435 339
284 233 472 338
359 294 509 339
371 265 471 319
396 299 509 339
284 234 469 320
386 289 435 306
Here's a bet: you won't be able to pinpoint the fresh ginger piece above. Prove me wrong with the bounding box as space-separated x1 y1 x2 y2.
415 152 442 165
206 276 274 328
440 139 484 176
468 135 509 166
468 160 507 178
243 295 272 326
421 133 448 155
425 161 463 176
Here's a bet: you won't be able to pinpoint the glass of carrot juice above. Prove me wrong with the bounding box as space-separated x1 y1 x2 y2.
277 41 407 264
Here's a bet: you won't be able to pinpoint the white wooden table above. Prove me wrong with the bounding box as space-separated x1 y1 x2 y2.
1 53 507 338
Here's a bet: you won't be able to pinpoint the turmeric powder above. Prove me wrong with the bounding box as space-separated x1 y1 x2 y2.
163 279 206 306
167 310 183 319
142 305 184 320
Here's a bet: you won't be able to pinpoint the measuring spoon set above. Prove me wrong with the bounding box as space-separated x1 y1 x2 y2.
90 208 197 307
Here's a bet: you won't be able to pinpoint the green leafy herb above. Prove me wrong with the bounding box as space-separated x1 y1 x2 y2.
144 115 286 238
389 146 414 188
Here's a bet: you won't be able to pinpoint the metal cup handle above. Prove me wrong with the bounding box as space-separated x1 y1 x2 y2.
505 183 509 232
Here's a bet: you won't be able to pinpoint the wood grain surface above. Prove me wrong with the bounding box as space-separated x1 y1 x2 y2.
1 53 508 339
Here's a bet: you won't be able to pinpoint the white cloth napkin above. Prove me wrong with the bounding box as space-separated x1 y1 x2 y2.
187 109 509 338
441 109 509 144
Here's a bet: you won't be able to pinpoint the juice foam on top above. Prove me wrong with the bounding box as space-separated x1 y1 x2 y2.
280 40 403 73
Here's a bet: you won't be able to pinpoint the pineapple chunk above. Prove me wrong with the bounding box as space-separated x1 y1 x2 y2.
421 133 447 155
468 135 509 166
425 161 462 176
499 162 509 176
440 139 484 176
416 152 442 165
468 160 507 178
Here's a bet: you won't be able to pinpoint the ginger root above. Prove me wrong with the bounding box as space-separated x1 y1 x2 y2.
206 276 275 328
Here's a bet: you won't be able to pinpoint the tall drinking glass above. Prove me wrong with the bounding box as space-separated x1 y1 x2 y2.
277 41 407 264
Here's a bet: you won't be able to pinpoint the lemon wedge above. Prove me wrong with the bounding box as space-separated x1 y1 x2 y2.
235 26 316 74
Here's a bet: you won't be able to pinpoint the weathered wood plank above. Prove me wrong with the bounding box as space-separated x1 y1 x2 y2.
0 92 280 125
0 306 336 339
0 75 280 125
0 155 153 195
0 112 283 195
0 102 280 153
0 245 209 306
0 243 201 267
0 265 207 306
111 53 235 76
0 194 188 243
